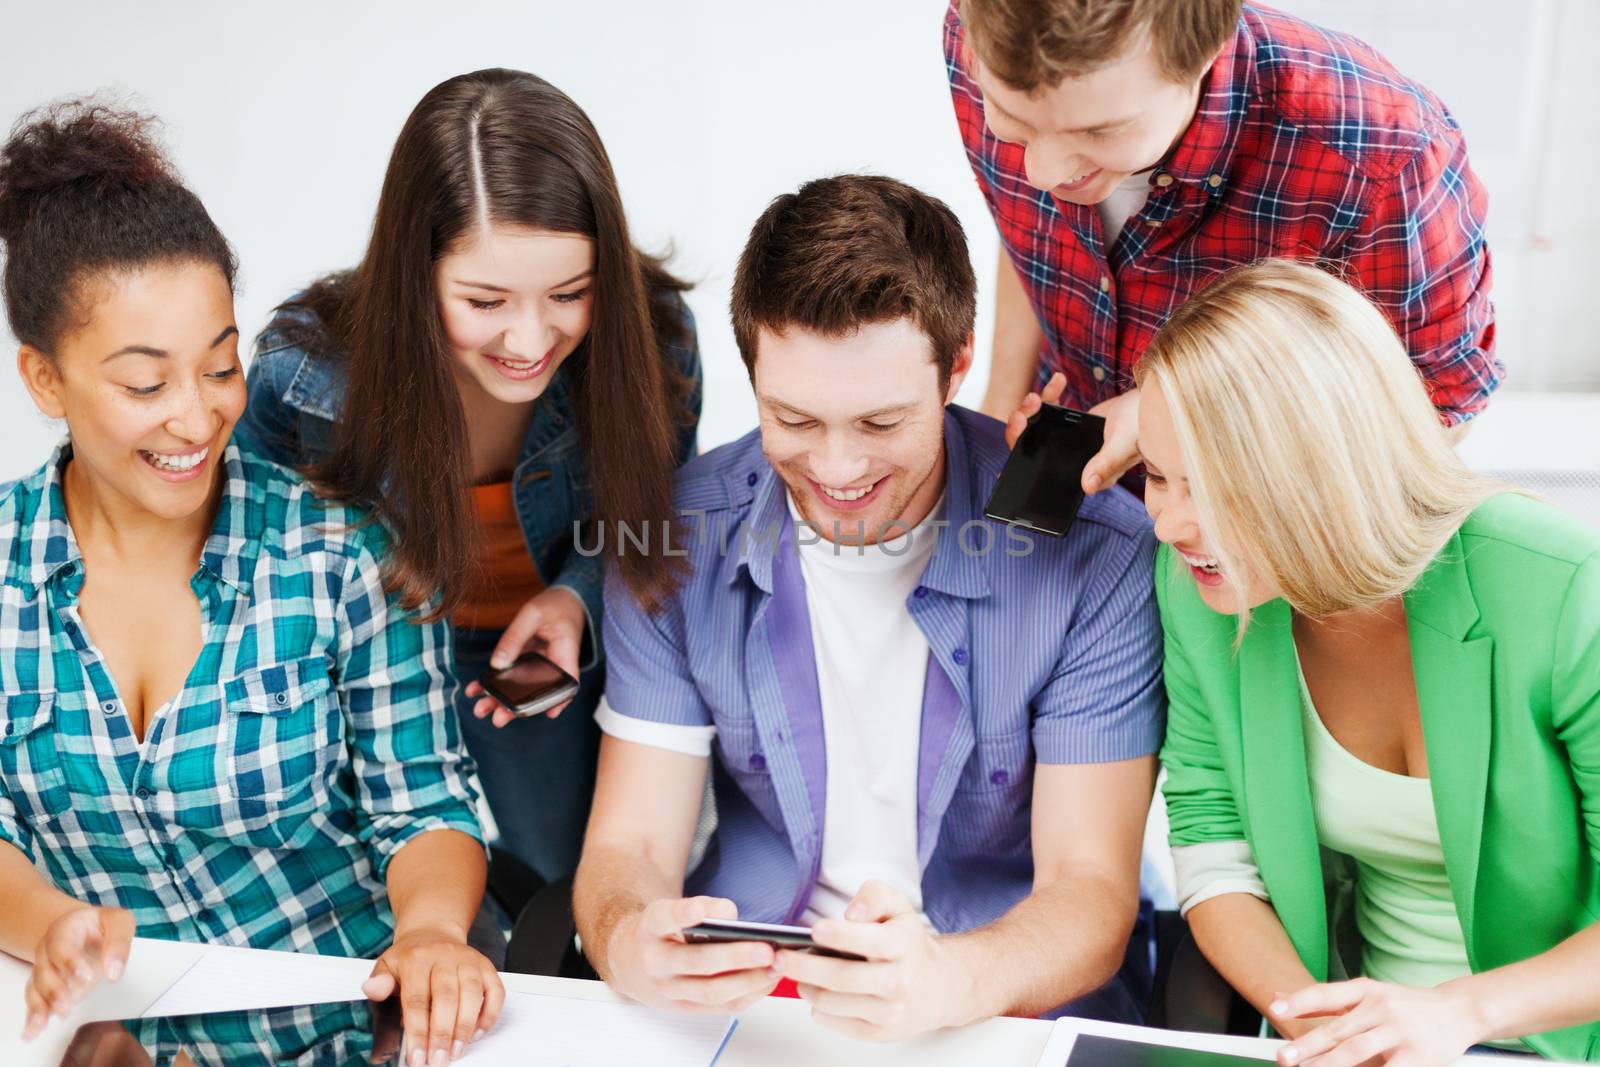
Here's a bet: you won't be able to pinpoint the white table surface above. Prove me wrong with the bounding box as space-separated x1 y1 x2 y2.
0 939 1052 1066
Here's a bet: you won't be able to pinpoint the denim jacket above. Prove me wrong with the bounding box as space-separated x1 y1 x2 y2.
238 292 703 668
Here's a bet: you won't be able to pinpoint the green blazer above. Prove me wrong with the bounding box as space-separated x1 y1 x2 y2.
1159 493 1600 1062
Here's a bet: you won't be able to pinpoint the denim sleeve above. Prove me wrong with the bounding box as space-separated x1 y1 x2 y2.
551 550 605 673
1031 523 1166 764
667 296 705 464
335 529 484 876
240 331 312 469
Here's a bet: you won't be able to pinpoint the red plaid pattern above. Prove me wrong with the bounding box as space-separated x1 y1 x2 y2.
945 2 1500 424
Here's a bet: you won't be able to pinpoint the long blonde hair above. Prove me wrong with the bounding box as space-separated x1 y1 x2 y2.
1134 259 1503 633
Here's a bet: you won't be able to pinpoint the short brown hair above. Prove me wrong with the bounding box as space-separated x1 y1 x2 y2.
960 0 1243 91
730 174 976 390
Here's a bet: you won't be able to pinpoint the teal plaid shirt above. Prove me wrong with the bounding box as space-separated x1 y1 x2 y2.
0 440 482 1062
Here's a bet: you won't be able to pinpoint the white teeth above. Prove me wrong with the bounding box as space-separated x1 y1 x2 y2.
820 479 878 502
143 447 208 472
1179 550 1220 573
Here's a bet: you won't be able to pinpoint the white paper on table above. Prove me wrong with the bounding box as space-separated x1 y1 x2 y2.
460 990 735 1066
139 940 374 1018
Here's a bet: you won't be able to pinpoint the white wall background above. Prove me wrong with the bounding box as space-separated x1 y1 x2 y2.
1 0 1597 477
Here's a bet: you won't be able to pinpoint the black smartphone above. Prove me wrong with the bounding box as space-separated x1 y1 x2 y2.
984 403 1105 537
682 918 867 961
477 649 580 717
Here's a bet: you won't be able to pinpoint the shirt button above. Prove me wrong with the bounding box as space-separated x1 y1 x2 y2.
135 787 152 801
101 701 118 715
747 472 759 488
1155 173 1174 188
197 908 215 925
749 753 767 772
273 692 289 706
912 586 929 599
990 769 1010 786
1099 275 1111 293
1146 219 1162 228
1207 174 1224 188
1093 366 1107 382
952 648 969 666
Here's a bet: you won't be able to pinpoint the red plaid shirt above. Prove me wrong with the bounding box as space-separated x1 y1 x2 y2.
945 3 1500 424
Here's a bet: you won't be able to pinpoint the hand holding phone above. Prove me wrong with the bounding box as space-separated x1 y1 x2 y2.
604 898 781 1015
476 649 579 718
985 402 1106 537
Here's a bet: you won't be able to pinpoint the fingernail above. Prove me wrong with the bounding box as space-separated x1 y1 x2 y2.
489 656 508 670
845 903 865 920
1269 999 1288 1016
432 1049 448 1067
1086 475 1101 491
1281 1051 1300 1066
472 1029 485 1043
410 1049 425 1067
452 1040 464 1060
108 958 124 981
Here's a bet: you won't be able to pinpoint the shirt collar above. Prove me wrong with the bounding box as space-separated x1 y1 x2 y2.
732 407 992 600
18 438 261 600
1158 15 1255 192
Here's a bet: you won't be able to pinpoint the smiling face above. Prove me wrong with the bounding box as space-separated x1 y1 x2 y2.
17 260 244 523
1138 376 1278 614
435 223 596 405
974 27 1206 205
753 318 971 545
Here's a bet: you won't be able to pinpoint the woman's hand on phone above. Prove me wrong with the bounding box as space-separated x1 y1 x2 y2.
464 586 586 727
1004 375 1141 494
23 905 135 1040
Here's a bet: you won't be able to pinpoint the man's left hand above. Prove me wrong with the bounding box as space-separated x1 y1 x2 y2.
774 881 970 1043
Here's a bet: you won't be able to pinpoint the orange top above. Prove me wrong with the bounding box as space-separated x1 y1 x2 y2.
454 480 545 632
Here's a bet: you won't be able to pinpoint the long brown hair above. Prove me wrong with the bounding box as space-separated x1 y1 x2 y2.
289 69 692 617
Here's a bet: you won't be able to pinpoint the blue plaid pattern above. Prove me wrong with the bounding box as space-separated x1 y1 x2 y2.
0 439 482 1063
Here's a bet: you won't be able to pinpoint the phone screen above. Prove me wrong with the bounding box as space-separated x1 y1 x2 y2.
479 651 578 714
983 404 1105 537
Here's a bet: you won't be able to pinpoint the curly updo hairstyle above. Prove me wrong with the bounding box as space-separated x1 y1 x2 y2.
0 99 235 355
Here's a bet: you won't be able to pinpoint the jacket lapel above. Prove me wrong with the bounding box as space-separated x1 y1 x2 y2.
1238 599 1330 977
1406 532 1492 954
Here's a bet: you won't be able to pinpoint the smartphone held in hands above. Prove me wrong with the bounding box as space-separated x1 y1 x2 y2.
682 918 867 961
477 649 580 717
985 403 1105 538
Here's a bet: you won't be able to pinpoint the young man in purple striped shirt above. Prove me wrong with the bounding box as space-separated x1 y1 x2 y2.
570 175 1166 1038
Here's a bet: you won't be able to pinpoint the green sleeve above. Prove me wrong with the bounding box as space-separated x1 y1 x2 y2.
1157 546 1248 847
1551 551 1600 870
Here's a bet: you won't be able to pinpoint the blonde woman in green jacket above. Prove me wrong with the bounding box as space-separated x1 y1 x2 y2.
1138 259 1600 1066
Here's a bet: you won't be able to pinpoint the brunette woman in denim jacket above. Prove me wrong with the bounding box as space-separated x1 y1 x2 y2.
239 68 702 887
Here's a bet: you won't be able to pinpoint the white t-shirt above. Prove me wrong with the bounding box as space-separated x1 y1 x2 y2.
596 492 942 922
1094 169 1154 248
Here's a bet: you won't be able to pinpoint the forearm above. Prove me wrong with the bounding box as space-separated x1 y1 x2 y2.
384 829 486 941
1188 893 1318 1036
572 840 683 983
0 842 85 962
940 868 1134 1023
1450 921 1600 1041
981 249 1044 418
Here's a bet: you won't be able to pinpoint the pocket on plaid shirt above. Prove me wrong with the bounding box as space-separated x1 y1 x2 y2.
0 692 71 821
220 656 340 835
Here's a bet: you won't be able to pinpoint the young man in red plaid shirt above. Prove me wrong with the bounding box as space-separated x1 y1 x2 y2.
945 0 1498 491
